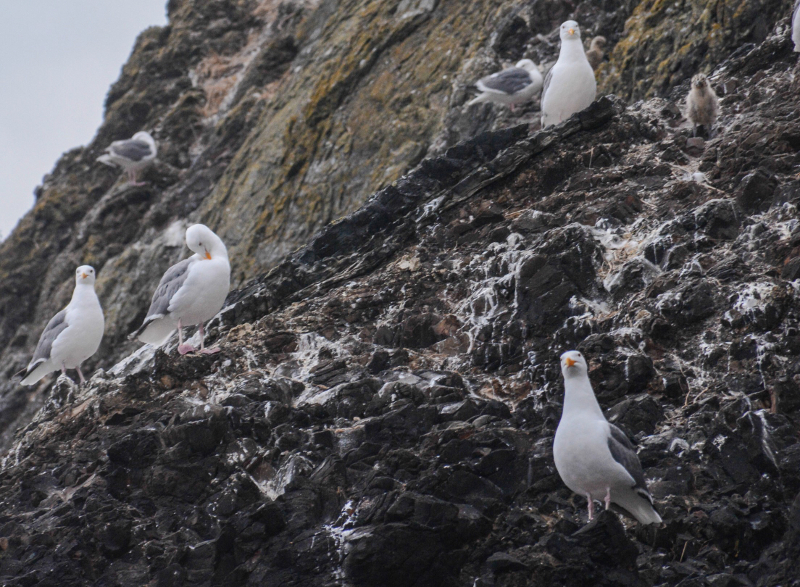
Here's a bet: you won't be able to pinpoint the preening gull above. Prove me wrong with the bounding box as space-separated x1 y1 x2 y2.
132 224 230 355
553 350 662 525
17 266 104 386
685 73 718 137
585 36 607 70
98 131 157 186
793 0 800 52
468 59 544 112
541 21 597 128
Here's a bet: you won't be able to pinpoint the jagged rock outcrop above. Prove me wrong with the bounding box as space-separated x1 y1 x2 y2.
1 0 800 585
0 0 792 445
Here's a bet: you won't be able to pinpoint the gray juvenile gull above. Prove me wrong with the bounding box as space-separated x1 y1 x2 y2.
17 266 104 386
793 0 800 52
685 73 719 137
468 59 544 112
553 350 662 525
98 131 157 186
541 20 597 127
132 224 230 355
586 36 607 70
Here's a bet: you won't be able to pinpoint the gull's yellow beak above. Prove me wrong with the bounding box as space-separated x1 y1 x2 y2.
204 251 212 260
81 273 88 279
568 28 575 35
565 357 576 367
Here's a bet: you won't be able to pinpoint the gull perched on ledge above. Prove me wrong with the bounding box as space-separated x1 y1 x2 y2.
468 59 544 112
132 224 230 355
541 21 597 127
17 266 104 386
98 131 157 186
553 350 662 525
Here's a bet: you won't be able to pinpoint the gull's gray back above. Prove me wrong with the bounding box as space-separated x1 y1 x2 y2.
111 139 153 162
541 67 554 104
480 68 532 94
29 309 69 365
607 423 649 496
145 258 193 319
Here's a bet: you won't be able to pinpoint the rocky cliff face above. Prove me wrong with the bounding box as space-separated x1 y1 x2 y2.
1 0 800 585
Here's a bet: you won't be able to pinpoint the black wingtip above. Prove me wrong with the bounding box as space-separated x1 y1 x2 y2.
635 487 655 506
129 314 162 341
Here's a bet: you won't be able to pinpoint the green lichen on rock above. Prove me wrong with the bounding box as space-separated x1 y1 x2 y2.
201 0 510 277
602 0 788 99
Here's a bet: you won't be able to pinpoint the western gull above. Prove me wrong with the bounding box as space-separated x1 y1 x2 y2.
685 73 718 138
468 59 544 112
585 36 607 70
17 266 104 386
540 21 597 128
553 350 662 525
132 224 230 355
793 0 800 52
98 131 157 186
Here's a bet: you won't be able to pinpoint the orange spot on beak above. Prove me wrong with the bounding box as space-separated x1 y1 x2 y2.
565 357 576 367
204 251 212 260
81 273 88 279
568 28 575 35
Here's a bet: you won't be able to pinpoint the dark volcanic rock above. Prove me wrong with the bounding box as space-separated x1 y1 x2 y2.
0 3 800 587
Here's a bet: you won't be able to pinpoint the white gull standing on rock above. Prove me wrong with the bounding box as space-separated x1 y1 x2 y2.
468 59 544 112
132 224 230 355
98 131 157 186
553 350 662 525
17 266 104 386
541 21 597 127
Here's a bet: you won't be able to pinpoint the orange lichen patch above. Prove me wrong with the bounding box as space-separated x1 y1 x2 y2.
194 51 248 118
193 7 301 120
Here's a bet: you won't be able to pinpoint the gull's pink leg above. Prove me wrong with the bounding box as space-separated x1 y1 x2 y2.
177 318 196 355
604 487 611 511
510 104 516 113
129 169 147 187
61 363 68 377
77 366 86 385
197 322 221 355
586 493 595 521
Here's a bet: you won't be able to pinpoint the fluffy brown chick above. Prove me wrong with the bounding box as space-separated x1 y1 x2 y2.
585 36 607 70
686 73 719 137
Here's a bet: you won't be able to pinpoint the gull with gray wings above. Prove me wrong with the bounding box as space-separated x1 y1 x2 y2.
132 224 230 355
97 130 157 186
17 266 104 386
553 350 662 525
468 59 543 112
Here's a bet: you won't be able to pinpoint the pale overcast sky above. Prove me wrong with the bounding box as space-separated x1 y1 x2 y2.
0 1 168 239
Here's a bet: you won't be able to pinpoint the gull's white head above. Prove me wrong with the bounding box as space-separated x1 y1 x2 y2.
560 350 588 378
186 224 227 260
132 131 155 144
515 59 538 72
75 265 96 285
560 20 582 42
132 131 157 156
